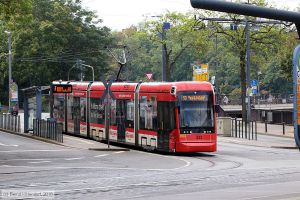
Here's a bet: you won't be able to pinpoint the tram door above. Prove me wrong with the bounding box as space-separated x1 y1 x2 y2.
73 97 81 135
116 100 126 142
157 102 175 151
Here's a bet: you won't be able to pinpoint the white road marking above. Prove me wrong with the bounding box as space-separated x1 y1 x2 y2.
94 154 109 158
113 151 125 154
0 149 69 153
0 158 54 162
65 157 84 161
0 142 18 147
135 150 192 170
0 165 189 171
64 136 94 145
28 161 51 164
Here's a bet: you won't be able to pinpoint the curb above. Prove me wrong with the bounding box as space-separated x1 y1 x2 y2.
219 136 298 149
88 148 130 151
0 128 64 146
1 129 130 151
257 132 294 139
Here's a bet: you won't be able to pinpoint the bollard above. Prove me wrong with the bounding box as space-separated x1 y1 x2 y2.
245 121 247 139
251 121 254 140
255 121 257 140
18 115 20 132
0 113 2 129
265 121 267 133
231 118 234 137
242 120 244 138
238 120 241 138
283 122 285 135
235 118 237 137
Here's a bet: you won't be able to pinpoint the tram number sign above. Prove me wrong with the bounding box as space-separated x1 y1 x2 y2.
52 84 72 93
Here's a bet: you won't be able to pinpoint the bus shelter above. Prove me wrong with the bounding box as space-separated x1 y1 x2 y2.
22 86 50 133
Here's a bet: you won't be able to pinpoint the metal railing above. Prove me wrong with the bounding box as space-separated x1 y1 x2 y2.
231 118 257 140
33 119 63 143
218 93 294 105
0 113 21 132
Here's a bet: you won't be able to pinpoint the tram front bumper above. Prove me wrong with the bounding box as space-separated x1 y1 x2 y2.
176 142 216 152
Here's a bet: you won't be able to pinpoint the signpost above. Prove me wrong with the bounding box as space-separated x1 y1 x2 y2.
10 81 18 115
251 79 258 95
293 45 300 149
193 63 209 81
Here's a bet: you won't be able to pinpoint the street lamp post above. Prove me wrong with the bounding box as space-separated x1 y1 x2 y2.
81 64 94 82
5 31 12 113
162 22 170 82
257 71 262 106
67 60 94 81
246 20 251 124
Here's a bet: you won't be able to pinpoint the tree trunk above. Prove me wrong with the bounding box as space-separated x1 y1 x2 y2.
165 46 171 81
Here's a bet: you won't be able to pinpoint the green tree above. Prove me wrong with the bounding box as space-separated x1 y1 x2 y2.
0 0 114 105
199 0 290 121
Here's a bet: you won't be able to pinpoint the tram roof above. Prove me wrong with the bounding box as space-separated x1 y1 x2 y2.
139 81 213 93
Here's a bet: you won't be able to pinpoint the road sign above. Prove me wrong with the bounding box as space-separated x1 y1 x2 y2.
193 63 209 81
145 73 153 80
251 79 258 87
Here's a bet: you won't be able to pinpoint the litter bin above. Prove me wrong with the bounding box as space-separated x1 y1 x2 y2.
217 117 231 137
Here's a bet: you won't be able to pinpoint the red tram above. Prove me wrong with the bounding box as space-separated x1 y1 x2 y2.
51 81 217 152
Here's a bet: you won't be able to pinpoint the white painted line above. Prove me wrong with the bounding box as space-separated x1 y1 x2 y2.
94 154 109 158
0 149 69 153
0 165 189 171
113 151 125 154
65 157 84 161
64 136 94 145
0 142 18 147
135 150 192 170
0 158 54 162
28 161 51 164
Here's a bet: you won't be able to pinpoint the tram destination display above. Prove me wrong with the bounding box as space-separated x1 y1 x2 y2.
52 84 72 93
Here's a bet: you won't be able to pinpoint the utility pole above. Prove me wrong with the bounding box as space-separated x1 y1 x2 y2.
246 19 251 124
162 22 170 82
5 31 12 113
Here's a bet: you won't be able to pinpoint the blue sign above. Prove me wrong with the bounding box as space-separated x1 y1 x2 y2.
163 22 170 30
252 89 257 95
251 79 258 87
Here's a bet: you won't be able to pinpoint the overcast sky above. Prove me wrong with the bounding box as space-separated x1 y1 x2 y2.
81 0 299 31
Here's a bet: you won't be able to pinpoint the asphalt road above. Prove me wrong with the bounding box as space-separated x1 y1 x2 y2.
1 131 300 200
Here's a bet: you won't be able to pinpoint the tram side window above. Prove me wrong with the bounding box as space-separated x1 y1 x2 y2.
139 96 158 131
157 102 175 131
80 97 86 122
110 99 116 126
90 99 105 124
151 97 158 131
139 96 147 130
53 95 65 120
73 97 81 120
126 100 134 128
67 95 73 120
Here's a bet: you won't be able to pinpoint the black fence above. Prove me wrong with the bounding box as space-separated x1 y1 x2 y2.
231 118 257 140
33 119 63 143
0 113 21 132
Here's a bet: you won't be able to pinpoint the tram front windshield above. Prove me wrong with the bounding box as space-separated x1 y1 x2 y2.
179 93 214 132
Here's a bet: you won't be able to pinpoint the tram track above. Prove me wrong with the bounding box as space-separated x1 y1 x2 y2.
190 154 243 171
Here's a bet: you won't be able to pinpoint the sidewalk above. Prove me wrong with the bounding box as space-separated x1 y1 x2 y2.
219 134 298 149
220 122 298 149
63 135 129 151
